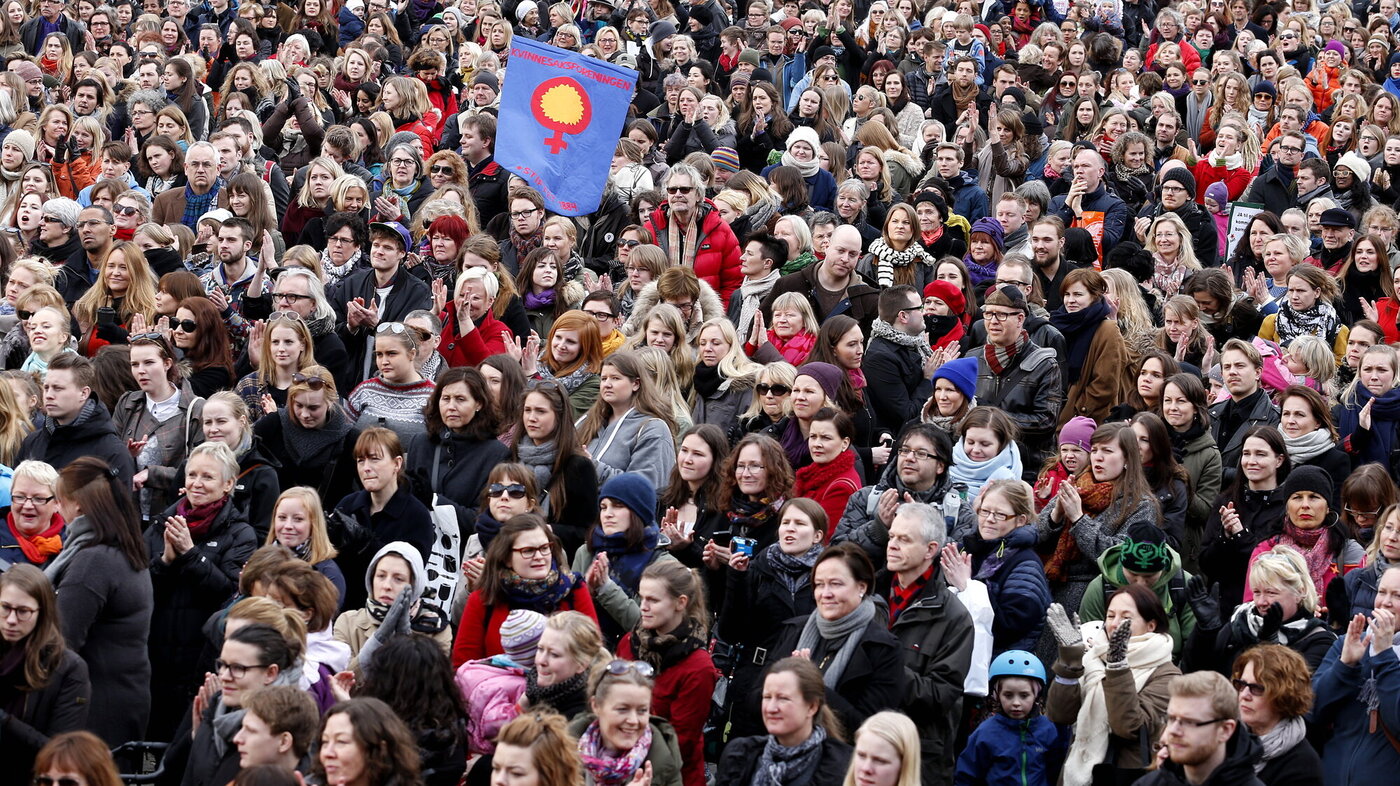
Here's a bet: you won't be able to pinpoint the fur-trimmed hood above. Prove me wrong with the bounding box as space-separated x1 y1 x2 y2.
622 277 725 339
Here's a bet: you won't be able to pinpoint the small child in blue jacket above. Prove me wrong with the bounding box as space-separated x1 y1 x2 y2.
955 650 1071 786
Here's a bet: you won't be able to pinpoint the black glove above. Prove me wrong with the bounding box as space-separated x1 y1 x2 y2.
1186 575 1222 630
93 322 129 344
1257 602 1285 642
51 136 69 164
326 508 372 554
284 77 301 101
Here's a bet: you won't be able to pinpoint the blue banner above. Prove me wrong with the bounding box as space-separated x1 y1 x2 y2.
496 38 639 217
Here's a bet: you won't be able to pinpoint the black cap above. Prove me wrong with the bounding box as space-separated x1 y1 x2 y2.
1319 207 1356 228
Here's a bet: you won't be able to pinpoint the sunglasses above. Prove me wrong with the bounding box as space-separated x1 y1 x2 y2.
16 309 32 320
666 185 695 194
292 372 328 390
114 204 141 215
616 238 641 248
756 383 791 396
268 310 304 321
487 483 528 499
430 165 454 175
1192 79 1210 85
130 332 169 343
34 778 81 786
1231 678 1266 697
173 319 198 332
606 659 656 678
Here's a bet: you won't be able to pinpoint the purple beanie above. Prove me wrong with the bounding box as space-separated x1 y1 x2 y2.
797 362 845 400
1324 40 1346 56
969 216 1005 251
1058 416 1097 451
1204 182 1229 206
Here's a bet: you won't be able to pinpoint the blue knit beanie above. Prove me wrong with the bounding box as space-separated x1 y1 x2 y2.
600 473 657 529
930 356 978 401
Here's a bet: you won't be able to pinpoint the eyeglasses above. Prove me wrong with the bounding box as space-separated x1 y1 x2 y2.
1277 145 1303 153
623 264 650 273
39 216 62 225
670 300 696 314
983 309 1021 322
140 49 162 57
975 508 1017 523
35 778 81 786
174 319 198 333
510 208 540 219
584 309 614 320
214 659 268 679
666 185 696 194
756 383 791 396
1192 79 1210 85
114 204 141 216
430 165 454 175
1232 678 1266 697
1160 184 1189 194
605 660 656 678
0 602 36 622
897 446 938 461
1345 506 1382 520
512 543 551 560
616 238 641 248
1166 715 1229 728
327 234 356 245
292 372 328 390
389 157 416 166
996 279 1030 289
488 483 528 499
268 310 304 322
273 292 313 303
76 219 110 228
735 463 765 475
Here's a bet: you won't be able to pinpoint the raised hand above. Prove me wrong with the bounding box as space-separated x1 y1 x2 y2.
462 556 486 589
1057 482 1083 522
1106 619 1133 664
1361 297 1379 323
1218 502 1243 536
940 543 971 591
432 279 448 313
1361 398 1375 431
749 310 766 348
1342 613 1369 665
521 331 541 376
1372 608 1397 651
1186 575 1222 629
1257 602 1285 641
1046 603 1084 649
660 507 691 549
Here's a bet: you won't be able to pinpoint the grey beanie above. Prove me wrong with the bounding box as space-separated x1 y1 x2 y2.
365 541 427 600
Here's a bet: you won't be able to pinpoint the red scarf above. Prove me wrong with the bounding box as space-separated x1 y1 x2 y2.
39 55 60 75
888 562 935 623
6 512 63 564
115 225 136 241
176 496 226 540
984 329 1028 375
1042 472 1116 582
765 329 816 365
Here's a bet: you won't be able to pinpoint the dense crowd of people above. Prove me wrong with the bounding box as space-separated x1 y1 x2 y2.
4 0 1400 783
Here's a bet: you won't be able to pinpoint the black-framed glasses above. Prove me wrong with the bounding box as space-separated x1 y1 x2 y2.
273 292 313 303
897 446 938 461
292 372 328 390
488 483 528 499
214 659 268 679
510 208 540 219
584 309 615 320
983 309 1021 322
511 543 551 559
756 383 791 396
666 185 696 194
1166 715 1230 728
173 319 198 333
39 215 63 225
1232 678 1266 697
606 659 655 678
996 279 1030 288
1277 144 1303 153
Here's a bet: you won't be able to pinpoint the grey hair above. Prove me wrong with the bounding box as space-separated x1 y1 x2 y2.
775 215 813 254
810 211 840 232
837 178 870 199
12 460 58 492
1015 180 1051 213
895 502 944 545
186 140 220 168
41 197 82 228
126 89 169 116
187 441 239 482
458 266 500 300
275 267 335 323
663 162 703 190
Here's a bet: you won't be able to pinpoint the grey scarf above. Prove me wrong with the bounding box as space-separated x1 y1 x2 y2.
869 318 933 361
1284 428 1336 464
753 724 828 786
1254 716 1307 770
514 436 557 492
43 515 95 585
797 596 877 688
737 270 781 339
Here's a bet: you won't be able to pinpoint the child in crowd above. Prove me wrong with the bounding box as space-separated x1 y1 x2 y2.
955 650 1069 786
1034 416 1096 512
1204 182 1229 261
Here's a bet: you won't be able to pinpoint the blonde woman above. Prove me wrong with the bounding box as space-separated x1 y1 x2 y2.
740 360 797 434
1192 118 1260 202
842 712 923 786
1102 268 1158 361
1154 295 1215 368
235 313 316 415
635 346 693 434
71 241 157 355
265 486 346 606
1144 212 1201 299
0 376 30 465
691 318 759 435
626 303 695 394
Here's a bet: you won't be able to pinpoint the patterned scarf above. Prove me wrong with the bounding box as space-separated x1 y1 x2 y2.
578 719 652 786
984 329 1027 375
868 318 932 361
509 227 543 260
752 725 828 786
737 271 781 338
728 495 781 534
500 565 581 614
1043 472 1117 583
1151 252 1189 299
321 248 364 288
1281 521 1333 596
1274 299 1340 346
632 619 705 672
180 178 224 229
782 250 818 275
867 239 937 288
665 210 701 270
767 543 822 595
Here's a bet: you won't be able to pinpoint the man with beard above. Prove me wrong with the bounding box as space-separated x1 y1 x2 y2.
1293 157 1333 208
1208 339 1280 484
931 56 992 130
1030 216 1072 312
833 424 954 562
32 198 83 267
1134 165 1219 268
203 217 260 353
1244 132 1306 216
1152 112 1194 169
863 286 936 434
1135 672 1266 786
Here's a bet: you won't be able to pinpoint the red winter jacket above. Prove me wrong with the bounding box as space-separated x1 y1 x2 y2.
396 112 440 154
643 202 744 302
1190 158 1255 204
439 307 514 367
1377 297 1400 343
617 634 717 786
451 582 598 668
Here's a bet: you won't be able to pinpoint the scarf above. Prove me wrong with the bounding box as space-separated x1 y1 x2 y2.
767 543 822 596
951 79 980 113
1050 299 1111 385
278 405 353 465
1247 105 1273 136
866 239 937 289
39 54 59 74
949 440 1022 505
6 513 63 564
868 318 932 361
796 595 877 688
738 271 781 338
1274 299 1339 346
1281 521 1333 595
795 448 857 506
693 362 723 399
1115 161 1152 185
43 515 93 584
781 149 820 178
320 248 363 288
524 289 556 310
509 227 543 260
500 565 582 614
1151 252 1188 299
768 330 816 365
210 662 301 756
1062 625 1174 786
752 724 828 786
1285 428 1336 464
1168 422 1206 462
1044 472 1118 583
984 329 1028 375
578 718 652 786
632 619 706 672
590 525 660 595
1338 384 1400 464
525 666 588 711
665 211 701 270
728 495 782 535
176 496 227 541
782 250 818 275
537 360 593 395
1255 716 1307 769
1229 602 1329 650
474 511 506 553
514 437 558 492
1207 150 1246 170
181 178 223 229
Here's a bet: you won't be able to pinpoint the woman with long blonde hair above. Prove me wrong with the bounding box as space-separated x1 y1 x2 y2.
691 317 759 431
72 242 157 355
1145 212 1202 300
235 313 316 415
0 377 31 465
626 303 695 394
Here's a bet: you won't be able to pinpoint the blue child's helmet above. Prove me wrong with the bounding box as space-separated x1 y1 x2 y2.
988 650 1046 684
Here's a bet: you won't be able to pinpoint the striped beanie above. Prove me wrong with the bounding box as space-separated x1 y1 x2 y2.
711 147 741 173
500 609 547 664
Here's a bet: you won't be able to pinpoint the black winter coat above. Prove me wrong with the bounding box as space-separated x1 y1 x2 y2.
406 429 510 528
863 335 933 435
252 411 361 509
1258 732 1325 786
965 340 1064 479
1134 724 1266 786
0 648 89 776
539 453 599 558
766 612 905 736
158 696 240 786
143 498 257 738
17 397 135 487
328 266 433 384
1199 488 1285 608
331 486 435 611
716 733 852 786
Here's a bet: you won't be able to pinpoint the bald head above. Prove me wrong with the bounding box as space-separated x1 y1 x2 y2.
826 225 864 278
1072 148 1106 191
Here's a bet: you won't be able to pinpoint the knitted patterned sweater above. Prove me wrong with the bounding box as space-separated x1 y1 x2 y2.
346 377 436 445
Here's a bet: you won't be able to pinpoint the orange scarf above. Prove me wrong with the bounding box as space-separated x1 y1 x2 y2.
7 512 64 564
1042 473 1116 583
